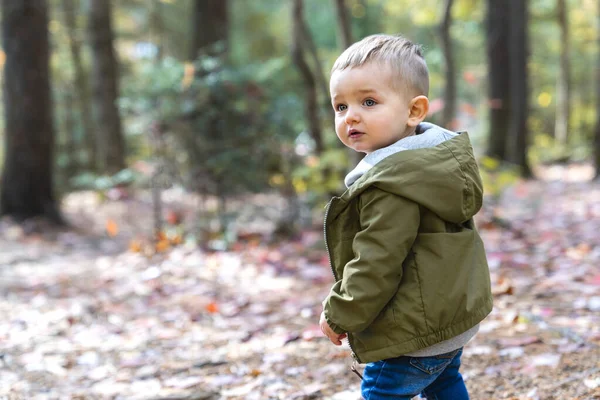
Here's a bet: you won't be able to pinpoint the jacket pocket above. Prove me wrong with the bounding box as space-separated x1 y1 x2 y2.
385 252 429 336
413 230 488 332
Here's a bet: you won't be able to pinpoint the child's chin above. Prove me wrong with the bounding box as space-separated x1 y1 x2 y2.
346 142 371 154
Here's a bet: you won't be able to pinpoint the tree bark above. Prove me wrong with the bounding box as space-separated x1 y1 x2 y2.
555 0 571 145
291 0 323 155
62 0 96 171
508 0 532 177
61 89 78 180
485 0 511 161
300 22 329 108
356 0 376 39
189 0 228 60
594 1 600 179
333 0 362 165
151 0 164 62
150 0 165 236
0 0 62 223
333 0 353 50
88 0 126 175
439 0 456 129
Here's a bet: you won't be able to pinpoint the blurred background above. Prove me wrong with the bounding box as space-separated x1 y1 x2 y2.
0 0 598 244
1 1 600 399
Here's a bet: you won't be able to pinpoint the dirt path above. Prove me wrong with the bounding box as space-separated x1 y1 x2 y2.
0 178 599 399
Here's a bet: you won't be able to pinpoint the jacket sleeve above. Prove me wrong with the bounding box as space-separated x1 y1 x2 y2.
324 187 420 334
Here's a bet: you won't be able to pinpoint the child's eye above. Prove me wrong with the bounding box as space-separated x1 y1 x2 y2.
364 99 376 106
336 104 347 112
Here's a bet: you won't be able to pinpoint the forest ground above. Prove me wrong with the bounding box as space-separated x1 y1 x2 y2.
0 163 599 400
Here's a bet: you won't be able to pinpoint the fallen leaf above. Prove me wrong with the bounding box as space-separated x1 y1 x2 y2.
105 219 119 237
498 336 542 347
205 302 219 314
155 239 170 253
128 239 142 253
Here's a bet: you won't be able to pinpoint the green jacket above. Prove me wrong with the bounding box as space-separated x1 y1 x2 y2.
323 132 493 363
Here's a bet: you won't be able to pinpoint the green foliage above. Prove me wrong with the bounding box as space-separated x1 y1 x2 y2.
11 0 598 204
478 157 520 199
230 0 291 63
120 46 305 198
528 133 592 165
293 148 349 195
70 169 139 191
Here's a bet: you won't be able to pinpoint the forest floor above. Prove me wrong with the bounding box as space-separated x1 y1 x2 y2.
0 163 600 400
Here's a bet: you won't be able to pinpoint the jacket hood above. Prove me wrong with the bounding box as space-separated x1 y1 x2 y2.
339 123 484 224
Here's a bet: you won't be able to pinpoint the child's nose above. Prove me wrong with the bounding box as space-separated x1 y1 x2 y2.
344 107 361 124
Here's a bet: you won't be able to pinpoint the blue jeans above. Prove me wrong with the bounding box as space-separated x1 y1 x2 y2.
361 348 469 400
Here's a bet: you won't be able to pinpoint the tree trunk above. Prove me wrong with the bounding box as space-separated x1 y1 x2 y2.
555 0 571 145
88 0 126 175
485 0 511 160
189 0 228 60
594 1 600 179
274 145 300 239
0 0 62 223
300 22 329 108
333 0 353 50
356 0 376 39
62 0 96 171
439 0 456 129
291 0 323 155
508 0 532 177
151 0 165 62
150 0 165 236
62 89 78 181
333 0 362 166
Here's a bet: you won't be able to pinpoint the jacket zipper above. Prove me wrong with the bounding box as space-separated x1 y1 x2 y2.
323 197 362 365
323 198 336 279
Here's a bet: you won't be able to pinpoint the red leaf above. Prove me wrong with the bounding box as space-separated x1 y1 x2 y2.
205 302 219 314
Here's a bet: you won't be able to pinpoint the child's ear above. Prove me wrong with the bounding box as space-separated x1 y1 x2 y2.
407 96 429 127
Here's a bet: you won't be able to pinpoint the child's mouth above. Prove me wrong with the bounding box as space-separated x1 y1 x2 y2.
349 130 364 139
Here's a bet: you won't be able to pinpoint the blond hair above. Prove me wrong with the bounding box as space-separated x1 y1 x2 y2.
331 34 429 97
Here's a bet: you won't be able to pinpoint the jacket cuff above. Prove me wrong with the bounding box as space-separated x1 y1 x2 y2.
324 309 346 334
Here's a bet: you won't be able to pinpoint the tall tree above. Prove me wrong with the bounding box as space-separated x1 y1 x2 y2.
508 0 532 177
439 0 456 129
185 0 231 238
356 0 379 39
189 0 228 60
0 0 62 222
60 89 78 180
300 21 329 107
333 0 353 50
88 0 125 174
333 0 361 165
485 0 511 160
555 0 571 145
594 0 600 179
150 0 165 62
62 0 96 171
291 0 323 155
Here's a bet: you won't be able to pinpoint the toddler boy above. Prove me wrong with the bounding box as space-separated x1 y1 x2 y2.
319 34 493 399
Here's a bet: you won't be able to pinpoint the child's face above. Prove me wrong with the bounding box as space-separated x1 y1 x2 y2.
330 63 417 154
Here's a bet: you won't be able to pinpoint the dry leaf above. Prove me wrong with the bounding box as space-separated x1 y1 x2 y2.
105 219 119 237
155 239 170 253
169 234 183 246
128 240 142 253
205 302 219 314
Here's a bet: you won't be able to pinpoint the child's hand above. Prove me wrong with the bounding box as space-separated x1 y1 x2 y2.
320 311 347 345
